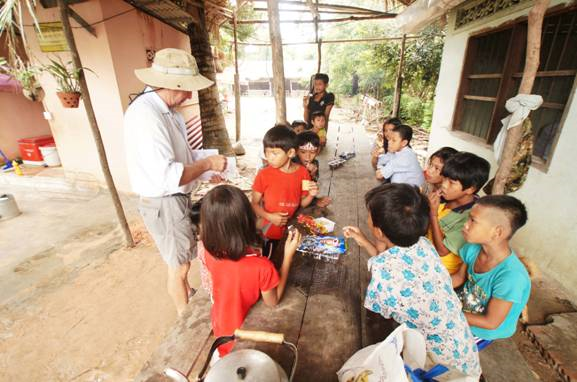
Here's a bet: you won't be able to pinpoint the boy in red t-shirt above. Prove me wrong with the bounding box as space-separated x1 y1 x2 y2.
200 185 302 357
252 125 319 253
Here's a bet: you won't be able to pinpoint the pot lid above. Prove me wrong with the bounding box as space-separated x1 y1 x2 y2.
204 349 288 382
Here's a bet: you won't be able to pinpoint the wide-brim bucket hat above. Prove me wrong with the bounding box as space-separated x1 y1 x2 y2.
135 48 213 91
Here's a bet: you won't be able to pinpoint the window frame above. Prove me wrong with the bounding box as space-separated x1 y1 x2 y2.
451 4 577 171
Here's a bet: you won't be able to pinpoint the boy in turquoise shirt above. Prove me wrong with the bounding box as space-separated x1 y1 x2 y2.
452 195 531 340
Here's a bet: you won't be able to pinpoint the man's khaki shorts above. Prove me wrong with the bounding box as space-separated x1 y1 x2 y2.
138 194 197 269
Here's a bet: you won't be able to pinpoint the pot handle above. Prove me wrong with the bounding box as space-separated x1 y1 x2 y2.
234 329 285 344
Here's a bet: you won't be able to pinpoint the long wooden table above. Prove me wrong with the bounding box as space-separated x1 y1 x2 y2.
135 123 395 382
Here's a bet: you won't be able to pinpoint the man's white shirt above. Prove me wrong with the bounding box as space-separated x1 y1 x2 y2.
124 88 198 197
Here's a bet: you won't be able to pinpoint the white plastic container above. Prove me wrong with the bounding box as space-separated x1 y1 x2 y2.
0 194 21 221
39 144 61 167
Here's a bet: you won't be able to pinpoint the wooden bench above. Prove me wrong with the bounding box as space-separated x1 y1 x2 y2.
135 123 394 382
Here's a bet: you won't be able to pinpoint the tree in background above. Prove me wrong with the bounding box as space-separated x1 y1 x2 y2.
324 24 444 130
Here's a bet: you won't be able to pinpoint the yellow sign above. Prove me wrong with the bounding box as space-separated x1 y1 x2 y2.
37 22 69 52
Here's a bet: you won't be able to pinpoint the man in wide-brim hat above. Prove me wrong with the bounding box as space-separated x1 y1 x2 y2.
124 48 226 316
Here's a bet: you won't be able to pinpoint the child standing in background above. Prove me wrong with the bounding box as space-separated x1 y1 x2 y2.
310 111 328 147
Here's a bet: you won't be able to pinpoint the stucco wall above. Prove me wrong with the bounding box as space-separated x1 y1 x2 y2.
21 0 194 191
428 0 577 294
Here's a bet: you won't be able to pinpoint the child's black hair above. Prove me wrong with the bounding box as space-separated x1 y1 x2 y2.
291 120 307 129
430 146 458 164
200 185 260 261
263 125 298 152
314 73 329 84
365 183 430 247
311 111 326 121
392 124 413 144
383 117 402 129
477 195 528 237
297 131 321 148
441 152 490 192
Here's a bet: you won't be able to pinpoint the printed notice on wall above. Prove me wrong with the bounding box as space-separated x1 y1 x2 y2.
36 22 69 52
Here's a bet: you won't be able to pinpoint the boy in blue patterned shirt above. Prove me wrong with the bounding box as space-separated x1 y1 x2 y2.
344 183 481 379
453 195 531 341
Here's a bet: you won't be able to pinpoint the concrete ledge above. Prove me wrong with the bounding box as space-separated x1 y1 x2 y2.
526 313 577 382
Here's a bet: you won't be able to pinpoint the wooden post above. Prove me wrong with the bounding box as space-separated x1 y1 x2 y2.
314 0 321 73
267 0 287 124
57 0 134 248
392 34 406 118
492 0 550 195
233 11 241 142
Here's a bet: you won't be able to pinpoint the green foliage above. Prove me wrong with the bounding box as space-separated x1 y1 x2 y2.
215 5 257 65
324 23 445 128
42 57 93 93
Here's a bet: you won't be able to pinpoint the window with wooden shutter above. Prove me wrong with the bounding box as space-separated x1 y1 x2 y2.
453 6 577 165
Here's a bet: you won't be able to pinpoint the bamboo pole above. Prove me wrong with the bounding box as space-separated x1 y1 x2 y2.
237 35 425 46
315 0 321 73
492 0 550 195
267 0 287 124
233 11 241 142
392 34 406 117
56 0 134 247
237 13 395 24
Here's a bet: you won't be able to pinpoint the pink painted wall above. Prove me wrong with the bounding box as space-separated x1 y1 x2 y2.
20 0 194 191
0 92 52 160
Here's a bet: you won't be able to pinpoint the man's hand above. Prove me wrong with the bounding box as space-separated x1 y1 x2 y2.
206 155 227 172
269 212 289 226
428 189 442 215
375 170 384 180
209 174 224 184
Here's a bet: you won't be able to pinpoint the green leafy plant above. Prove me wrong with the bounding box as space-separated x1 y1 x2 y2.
42 57 91 93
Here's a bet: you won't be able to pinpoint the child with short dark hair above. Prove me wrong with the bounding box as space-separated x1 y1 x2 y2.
422 147 458 195
310 111 327 147
453 195 530 341
252 126 318 244
303 73 335 128
375 124 424 187
343 184 481 380
428 152 490 274
201 185 302 356
371 117 402 169
295 131 331 208
291 120 307 135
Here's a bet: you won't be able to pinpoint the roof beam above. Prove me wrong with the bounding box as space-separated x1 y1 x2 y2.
251 0 389 16
236 13 396 24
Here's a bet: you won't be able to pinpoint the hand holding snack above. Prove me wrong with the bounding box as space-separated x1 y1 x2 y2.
316 196 332 208
269 211 289 226
307 181 319 197
371 147 385 158
343 226 368 246
284 228 302 258
428 189 442 214
302 94 310 108
375 170 384 180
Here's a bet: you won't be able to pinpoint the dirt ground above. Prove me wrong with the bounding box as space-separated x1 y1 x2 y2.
0 223 202 381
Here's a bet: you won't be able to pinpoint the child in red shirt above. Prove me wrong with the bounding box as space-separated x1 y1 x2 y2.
252 126 319 246
201 185 302 356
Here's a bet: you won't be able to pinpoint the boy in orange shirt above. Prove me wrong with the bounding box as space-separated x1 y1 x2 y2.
252 125 319 256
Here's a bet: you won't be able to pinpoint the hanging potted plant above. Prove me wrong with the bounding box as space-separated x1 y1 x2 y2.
42 57 89 108
0 57 44 101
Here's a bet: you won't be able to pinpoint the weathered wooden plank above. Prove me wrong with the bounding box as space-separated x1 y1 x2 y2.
292 125 363 381
133 290 213 382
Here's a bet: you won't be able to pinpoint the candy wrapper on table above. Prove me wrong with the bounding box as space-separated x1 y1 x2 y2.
295 214 336 236
297 236 347 262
